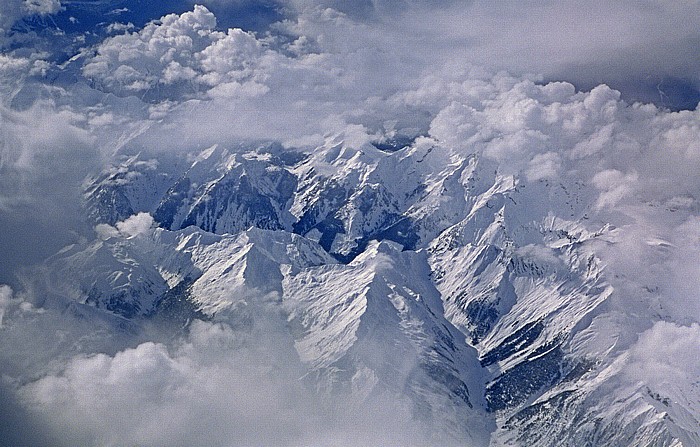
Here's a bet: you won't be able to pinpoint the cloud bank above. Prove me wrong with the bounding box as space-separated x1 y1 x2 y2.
9 311 439 446
0 102 99 286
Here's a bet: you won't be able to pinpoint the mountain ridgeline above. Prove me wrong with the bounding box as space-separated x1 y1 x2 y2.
59 136 698 446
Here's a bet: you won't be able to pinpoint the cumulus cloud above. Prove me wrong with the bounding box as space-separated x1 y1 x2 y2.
76 3 697 150
115 212 155 238
105 22 135 34
80 5 462 142
83 5 272 101
95 213 155 240
23 321 304 447
425 78 700 208
193 0 694 111
12 315 436 446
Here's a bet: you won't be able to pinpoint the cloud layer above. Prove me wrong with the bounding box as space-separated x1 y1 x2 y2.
13 314 437 446
0 102 99 285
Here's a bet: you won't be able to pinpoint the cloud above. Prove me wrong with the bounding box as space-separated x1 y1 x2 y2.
23 0 62 15
0 380 57 447
281 0 700 109
13 315 440 447
0 284 15 327
1 3 700 445
628 321 700 385
0 102 99 286
78 5 464 143
0 53 51 107
115 212 155 238
591 169 639 211
105 22 135 34
424 77 700 206
76 3 700 153
427 1 700 108
525 152 561 181
596 210 700 328
95 213 156 241
83 5 273 101
623 320 700 429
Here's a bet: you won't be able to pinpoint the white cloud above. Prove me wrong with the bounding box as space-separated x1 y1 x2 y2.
417 1 700 102
423 77 700 209
592 169 639 211
206 79 269 98
23 0 61 15
94 223 120 240
0 101 99 284
115 212 154 238
0 53 51 105
198 28 264 81
105 22 135 34
626 321 700 409
83 6 273 101
95 213 156 240
0 284 39 328
0 284 15 327
525 152 561 181
17 317 437 446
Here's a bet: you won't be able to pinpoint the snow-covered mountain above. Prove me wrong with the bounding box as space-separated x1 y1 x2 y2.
3 2 700 445
33 128 689 446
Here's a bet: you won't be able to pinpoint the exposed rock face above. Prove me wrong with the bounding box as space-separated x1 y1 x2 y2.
72 136 698 446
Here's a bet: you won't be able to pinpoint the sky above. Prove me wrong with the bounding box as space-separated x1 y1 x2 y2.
1 1 700 445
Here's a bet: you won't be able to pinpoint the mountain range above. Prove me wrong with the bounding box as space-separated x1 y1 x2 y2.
24 132 693 445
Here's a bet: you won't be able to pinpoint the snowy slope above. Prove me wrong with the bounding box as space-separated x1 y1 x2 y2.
70 129 700 446
284 240 493 444
42 222 492 443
